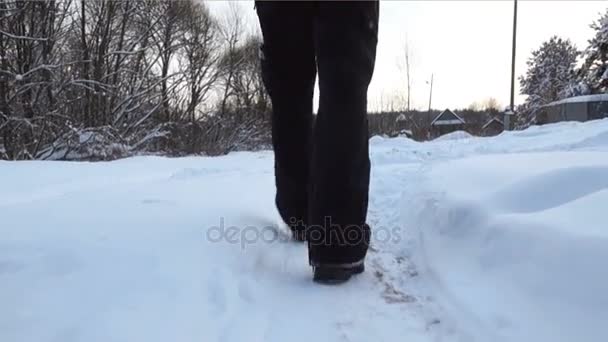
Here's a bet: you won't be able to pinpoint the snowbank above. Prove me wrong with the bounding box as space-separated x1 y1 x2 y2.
404 143 608 341
434 130 473 141
3 118 608 342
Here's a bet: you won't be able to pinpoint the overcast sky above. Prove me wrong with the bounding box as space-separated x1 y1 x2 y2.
208 1 608 112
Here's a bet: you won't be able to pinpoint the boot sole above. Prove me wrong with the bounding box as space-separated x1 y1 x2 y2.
312 263 365 285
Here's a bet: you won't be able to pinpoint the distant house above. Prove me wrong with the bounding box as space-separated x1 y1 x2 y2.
431 109 466 137
392 113 412 137
395 113 407 129
537 94 608 124
482 117 504 136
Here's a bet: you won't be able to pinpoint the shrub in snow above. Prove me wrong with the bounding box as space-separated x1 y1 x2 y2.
71 128 130 161
128 111 271 158
39 126 131 161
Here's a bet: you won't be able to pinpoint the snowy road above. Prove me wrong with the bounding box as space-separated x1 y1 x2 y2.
2 119 608 342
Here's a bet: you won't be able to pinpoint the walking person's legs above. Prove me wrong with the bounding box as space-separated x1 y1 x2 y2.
308 1 379 283
257 1 379 284
255 2 316 241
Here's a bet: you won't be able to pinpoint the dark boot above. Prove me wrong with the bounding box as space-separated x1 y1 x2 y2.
313 261 365 285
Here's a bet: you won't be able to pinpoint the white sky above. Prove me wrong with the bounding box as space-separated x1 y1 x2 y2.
208 1 608 112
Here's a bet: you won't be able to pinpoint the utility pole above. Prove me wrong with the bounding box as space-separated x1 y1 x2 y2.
427 73 434 127
505 0 518 130
428 73 434 113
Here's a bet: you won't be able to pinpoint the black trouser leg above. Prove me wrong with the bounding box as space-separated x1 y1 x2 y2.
255 2 316 236
308 1 379 265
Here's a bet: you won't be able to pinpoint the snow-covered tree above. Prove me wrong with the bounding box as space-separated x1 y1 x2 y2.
517 36 579 128
579 9 608 94
520 36 579 107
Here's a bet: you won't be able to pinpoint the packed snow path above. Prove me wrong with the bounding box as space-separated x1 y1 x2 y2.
2 119 608 342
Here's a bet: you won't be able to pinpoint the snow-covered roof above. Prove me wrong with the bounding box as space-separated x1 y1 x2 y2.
545 94 608 107
431 109 465 126
395 113 407 122
482 117 504 130
433 119 465 126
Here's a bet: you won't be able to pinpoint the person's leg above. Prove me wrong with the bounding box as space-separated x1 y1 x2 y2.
255 2 316 240
309 1 379 275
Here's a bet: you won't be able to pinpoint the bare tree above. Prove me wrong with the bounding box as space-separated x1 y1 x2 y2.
150 0 189 122
404 39 412 111
178 1 220 123
0 0 74 159
397 36 413 111
481 97 501 112
0 0 272 160
217 2 245 116
468 101 482 111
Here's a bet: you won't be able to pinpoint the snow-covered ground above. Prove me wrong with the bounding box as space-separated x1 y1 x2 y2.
2 119 608 342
